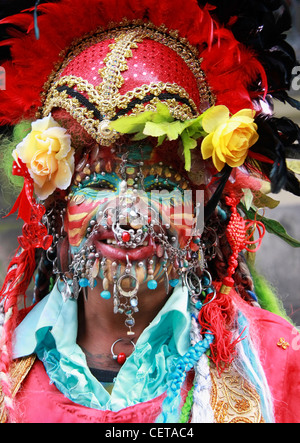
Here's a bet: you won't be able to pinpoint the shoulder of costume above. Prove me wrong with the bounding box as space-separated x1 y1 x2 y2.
0 354 36 423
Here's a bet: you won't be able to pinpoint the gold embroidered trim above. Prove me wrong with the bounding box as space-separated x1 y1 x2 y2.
42 20 213 106
210 364 265 423
43 76 197 113
43 75 197 145
98 30 142 117
0 354 36 423
41 22 215 146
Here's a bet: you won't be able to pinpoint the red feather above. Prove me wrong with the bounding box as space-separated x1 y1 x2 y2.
0 0 268 125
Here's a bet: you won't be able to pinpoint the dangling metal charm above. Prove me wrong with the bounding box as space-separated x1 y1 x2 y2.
61 280 73 302
113 255 139 336
164 266 169 294
187 269 216 311
184 269 202 296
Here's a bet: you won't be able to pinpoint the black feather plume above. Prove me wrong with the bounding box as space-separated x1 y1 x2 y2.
197 0 299 106
205 165 232 221
246 114 300 195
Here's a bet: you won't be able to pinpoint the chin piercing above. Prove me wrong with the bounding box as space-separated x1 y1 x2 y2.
116 274 140 298
100 258 111 299
113 255 139 335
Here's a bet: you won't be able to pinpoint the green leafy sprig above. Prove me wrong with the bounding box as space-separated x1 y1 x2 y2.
110 103 207 171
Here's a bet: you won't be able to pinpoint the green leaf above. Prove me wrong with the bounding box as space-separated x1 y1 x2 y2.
143 121 168 137
109 103 209 172
154 102 174 122
132 132 148 141
110 110 155 134
286 159 300 175
252 191 280 210
241 205 300 248
157 134 167 146
181 131 198 171
241 188 254 211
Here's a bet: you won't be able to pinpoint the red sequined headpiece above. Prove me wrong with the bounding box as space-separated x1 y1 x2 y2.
41 22 215 146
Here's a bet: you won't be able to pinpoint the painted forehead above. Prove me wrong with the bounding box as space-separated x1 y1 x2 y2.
71 142 191 190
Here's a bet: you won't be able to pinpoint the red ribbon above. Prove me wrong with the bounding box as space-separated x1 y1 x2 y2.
4 160 53 250
5 160 34 223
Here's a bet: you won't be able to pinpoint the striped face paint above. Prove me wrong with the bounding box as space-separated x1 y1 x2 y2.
65 154 200 286
66 173 120 250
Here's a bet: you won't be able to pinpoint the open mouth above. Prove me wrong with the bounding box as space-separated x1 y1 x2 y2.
95 238 155 261
102 238 150 247
88 225 178 263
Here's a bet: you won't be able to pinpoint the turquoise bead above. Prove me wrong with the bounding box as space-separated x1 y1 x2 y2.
147 279 158 290
217 206 227 221
79 278 89 288
88 279 97 288
195 301 203 310
169 279 179 288
100 290 111 299
202 275 210 286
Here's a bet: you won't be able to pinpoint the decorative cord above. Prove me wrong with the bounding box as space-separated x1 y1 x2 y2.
179 384 195 423
156 332 214 423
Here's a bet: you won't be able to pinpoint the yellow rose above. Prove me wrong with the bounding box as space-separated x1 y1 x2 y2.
13 115 75 200
201 106 259 172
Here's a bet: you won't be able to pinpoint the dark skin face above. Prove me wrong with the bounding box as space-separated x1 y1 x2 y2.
68 143 200 371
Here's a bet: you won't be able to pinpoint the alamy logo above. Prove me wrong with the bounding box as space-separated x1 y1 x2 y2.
0 67 6 90
291 66 300 92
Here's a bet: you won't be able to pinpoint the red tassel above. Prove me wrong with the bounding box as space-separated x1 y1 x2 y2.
199 196 249 373
4 160 53 250
198 283 240 373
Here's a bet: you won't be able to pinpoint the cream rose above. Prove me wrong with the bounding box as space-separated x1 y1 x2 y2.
13 115 75 200
201 106 259 172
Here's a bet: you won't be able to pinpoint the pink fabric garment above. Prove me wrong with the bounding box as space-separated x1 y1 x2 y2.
16 359 166 423
234 295 300 424
15 303 300 423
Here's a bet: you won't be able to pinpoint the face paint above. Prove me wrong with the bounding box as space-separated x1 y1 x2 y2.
60 144 208 334
66 150 197 288
67 173 120 250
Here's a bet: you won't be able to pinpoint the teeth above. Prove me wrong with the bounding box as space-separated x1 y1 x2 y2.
107 239 117 245
105 239 148 246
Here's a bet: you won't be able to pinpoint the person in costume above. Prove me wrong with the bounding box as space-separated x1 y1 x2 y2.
0 0 300 423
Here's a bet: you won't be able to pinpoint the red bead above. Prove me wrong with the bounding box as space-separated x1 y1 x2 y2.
117 352 126 365
122 232 131 242
190 242 200 252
